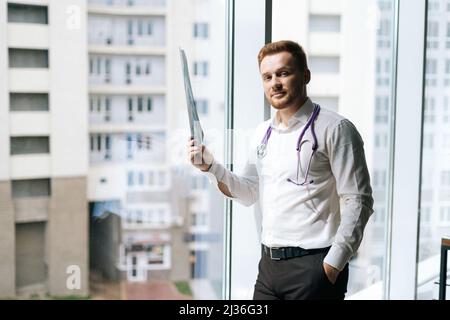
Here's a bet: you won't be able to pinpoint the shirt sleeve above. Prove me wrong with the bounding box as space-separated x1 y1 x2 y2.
323 119 375 271
202 158 259 207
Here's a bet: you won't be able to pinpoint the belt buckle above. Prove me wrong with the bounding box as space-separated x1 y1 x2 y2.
269 247 281 260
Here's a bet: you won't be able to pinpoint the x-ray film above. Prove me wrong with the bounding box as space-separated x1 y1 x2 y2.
179 47 204 146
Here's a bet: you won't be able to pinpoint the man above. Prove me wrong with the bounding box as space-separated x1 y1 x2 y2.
186 40 374 300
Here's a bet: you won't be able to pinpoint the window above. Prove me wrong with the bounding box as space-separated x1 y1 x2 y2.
138 20 143 36
196 99 208 115
9 93 49 111
90 58 94 74
128 171 134 186
419 1 450 298
375 96 389 124
147 22 153 35
378 18 391 37
426 59 437 74
136 97 142 112
193 22 209 38
147 98 152 111
8 49 48 68
193 61 209 77
12 179 51 198
271 0 396 300
10 137 49 155
439 207 450 225
7 3 48 24
424 98 435 123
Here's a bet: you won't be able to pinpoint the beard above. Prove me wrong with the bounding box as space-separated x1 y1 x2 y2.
269 90 302 109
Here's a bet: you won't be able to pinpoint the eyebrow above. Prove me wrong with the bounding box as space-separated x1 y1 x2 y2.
261 67 293 76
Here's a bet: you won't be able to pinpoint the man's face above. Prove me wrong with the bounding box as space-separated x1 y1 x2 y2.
259 51 310 110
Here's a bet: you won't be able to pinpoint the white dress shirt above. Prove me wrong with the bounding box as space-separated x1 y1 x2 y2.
203 98 374 271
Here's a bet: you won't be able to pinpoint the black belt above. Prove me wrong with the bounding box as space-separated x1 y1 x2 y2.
262 244 330 260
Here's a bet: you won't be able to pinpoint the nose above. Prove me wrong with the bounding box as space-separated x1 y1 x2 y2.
271 76 282 90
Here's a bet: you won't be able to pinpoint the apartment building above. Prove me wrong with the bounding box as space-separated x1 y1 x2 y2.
0 0 88 297
86 0 191 284
168 0 225 296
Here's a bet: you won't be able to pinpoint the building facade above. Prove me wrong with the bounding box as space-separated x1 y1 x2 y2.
0 0 89 297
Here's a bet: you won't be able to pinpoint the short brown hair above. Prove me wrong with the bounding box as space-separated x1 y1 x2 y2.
257 40 308 71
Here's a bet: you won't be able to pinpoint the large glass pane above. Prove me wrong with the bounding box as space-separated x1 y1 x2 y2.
271 0 396 299
1 0 226 300
87 0 226 300
417 0 450 300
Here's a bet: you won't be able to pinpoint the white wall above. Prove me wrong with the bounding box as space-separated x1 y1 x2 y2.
49 0 88 177
0 0 9 181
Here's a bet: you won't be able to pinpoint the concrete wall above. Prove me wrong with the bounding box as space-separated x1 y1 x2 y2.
47 177 88 296
0 182 16 297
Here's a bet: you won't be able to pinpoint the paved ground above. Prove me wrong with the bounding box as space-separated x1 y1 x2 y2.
90 275 192 300
123 281 192 300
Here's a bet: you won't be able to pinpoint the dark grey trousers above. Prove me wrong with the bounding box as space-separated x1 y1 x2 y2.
253 246 349 300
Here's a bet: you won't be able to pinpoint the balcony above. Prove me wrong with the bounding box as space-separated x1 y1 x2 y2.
88 0 166 16
88 45 166 56
89 85 165 95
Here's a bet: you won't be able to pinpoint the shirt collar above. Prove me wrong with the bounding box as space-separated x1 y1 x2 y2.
271 98 315 131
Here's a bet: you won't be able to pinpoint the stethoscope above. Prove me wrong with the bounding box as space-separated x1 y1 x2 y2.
256 104 321 186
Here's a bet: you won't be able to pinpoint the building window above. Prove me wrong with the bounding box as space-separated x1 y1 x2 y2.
7 3 48 24
128 97 133 121
441 171 450 187
127 171 134 186
193 22 209 38
439 207 450 225
147 22 153 35
138 20 143 36
136 63 141 75
138 97 143 112
197 99 209 115
127 134 133 159
424 98 435 123
194 61 209 77
378 18 391 37
426 59 437 74
9 49 48 68
12 178 51 198
90 136 94 151
10 93 49 111
375 96 389 124
147 97 152 111
10 137 49 155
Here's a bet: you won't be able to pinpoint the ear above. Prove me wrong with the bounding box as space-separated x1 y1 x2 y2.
304 69 311 84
